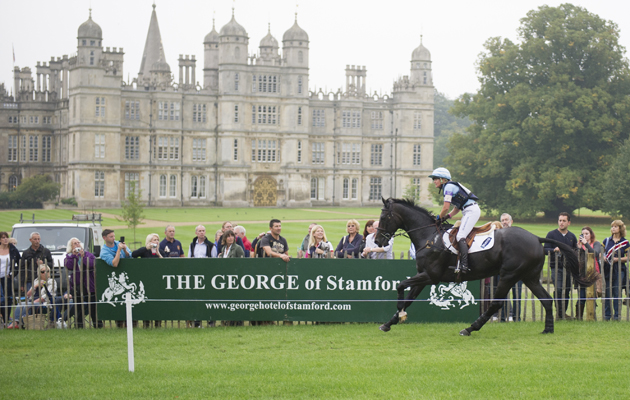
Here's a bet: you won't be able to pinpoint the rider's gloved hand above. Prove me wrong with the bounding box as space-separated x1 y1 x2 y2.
436 215 442 224
443 214 449 222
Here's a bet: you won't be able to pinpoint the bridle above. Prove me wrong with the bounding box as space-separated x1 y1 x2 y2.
376 201 444 243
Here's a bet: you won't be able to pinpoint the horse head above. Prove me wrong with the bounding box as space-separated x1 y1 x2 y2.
375 197 438 247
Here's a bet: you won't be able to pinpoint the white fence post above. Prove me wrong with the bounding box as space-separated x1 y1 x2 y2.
126 293 135 372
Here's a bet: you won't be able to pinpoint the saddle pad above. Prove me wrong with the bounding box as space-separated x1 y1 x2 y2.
443 226 496 255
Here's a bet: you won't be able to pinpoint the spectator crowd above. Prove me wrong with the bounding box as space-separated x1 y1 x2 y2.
1 212 629 329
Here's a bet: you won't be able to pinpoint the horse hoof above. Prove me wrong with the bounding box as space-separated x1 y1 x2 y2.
379 324 391 332
459 329 471 336
541 329 554 334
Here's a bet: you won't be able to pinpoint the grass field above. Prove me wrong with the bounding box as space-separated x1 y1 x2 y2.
1 322 628 399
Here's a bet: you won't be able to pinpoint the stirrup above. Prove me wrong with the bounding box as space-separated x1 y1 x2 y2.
454 263 470 274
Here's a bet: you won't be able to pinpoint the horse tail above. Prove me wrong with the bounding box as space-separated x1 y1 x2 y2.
538 238 600 287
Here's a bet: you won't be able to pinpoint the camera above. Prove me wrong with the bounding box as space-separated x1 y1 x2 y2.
73 247 82 253
120 236 125 243
151 243 158 248
579 234 584 240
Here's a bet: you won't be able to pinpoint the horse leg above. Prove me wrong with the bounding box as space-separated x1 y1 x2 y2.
522 277 554 334
460 278 516 336
380 273 431 332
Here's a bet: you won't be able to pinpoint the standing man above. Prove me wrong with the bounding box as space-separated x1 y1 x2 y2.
188 225 215 328
160 225 185 258
298 223 317 258
188 225 216 258
100 229 130 267
20 232 53 292
261 219 290 263
362 221 394 259
234 226 251 258
215 222 245 254
543 212 578 320
429 167 480 274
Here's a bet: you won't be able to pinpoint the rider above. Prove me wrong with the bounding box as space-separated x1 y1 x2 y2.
429 167 480 274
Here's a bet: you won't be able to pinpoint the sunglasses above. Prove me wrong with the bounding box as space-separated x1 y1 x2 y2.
40 270 49 273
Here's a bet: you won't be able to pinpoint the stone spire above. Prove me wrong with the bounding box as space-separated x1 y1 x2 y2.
138 4 167 83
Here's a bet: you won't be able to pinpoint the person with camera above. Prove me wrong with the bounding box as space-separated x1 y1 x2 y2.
577 227 602 320
362 221 394 259
132 234 165 259
100 229 130 268
602 220 629 321
57 237 101 329
307 225 333 259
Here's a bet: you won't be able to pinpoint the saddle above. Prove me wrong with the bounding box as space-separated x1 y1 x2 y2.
448 221 503 251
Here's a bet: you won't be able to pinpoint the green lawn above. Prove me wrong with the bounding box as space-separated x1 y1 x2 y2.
1 322 628 399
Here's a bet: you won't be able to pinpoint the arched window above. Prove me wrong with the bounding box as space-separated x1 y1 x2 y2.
169 175 177 198
159 175 167 197
235 46 241 60
298 50 303 64
9 175 19 192
199 176 206 198
191 176 198 198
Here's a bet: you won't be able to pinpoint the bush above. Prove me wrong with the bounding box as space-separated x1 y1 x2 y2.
0 175 60 209
61 197 78 206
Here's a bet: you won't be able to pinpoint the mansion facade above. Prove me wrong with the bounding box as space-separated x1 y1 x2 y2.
0 6 434 208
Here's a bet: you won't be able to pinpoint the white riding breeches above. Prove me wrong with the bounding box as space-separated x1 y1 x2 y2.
456 203 481 241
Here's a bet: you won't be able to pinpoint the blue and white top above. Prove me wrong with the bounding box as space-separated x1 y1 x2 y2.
443 182 478 210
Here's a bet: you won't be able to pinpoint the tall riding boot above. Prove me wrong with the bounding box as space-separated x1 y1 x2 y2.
576 303 584 321
457 239 470 274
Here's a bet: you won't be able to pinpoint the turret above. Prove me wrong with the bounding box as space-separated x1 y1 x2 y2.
410 36 432 85
77 9 103 68
203 19 220 89
219 10 248 65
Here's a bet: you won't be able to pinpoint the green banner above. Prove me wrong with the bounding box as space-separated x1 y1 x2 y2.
96 258 481 323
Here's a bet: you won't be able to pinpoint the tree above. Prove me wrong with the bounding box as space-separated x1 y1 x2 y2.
118 182 145 246
433 90 472 168
449 4 630 217
0 175 60 208
601 138 630 218
402 178 421 203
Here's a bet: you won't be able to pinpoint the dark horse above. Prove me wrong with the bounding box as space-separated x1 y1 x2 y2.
375 198 598 336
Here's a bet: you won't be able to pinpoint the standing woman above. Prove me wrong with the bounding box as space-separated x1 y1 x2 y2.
219 230 245 258
308 225 333 259
358 220 375 258
334 219 363 259
577 227 602 320
0 232 21 325
132 233 165 259
602 220 629 321
132 233 164 328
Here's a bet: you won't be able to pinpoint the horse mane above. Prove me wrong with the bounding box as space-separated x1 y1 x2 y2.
389 198 437 221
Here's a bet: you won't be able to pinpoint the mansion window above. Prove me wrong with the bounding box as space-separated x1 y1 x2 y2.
154 137 180 160
193 104 207 123
29 135 38 162
124 173 139 198
342 111 361 128
371 111 383 130
343 178 349 200
42 136 51 162
8 116 17 124
169 175 177 198
298 76 303 94
158 101 180 121
234 73 239 91
413 112 422 130
369 177 382 201
95 97 105 117
94 171 105 198
252 105 277 125
252 75 279 93
9 175 19 192
251 140 278 163
94 134 105 159
8 135 17 162
125 100 140 120
43 116 52 124
339 143 360 165
20 136 26 161
191 175 207 199
234 105 239 123
29 116 39 124
370 144 382 166
233 139 238 161
159 175 167 198
192 138 206 162
413 144 422 166
310 177 325 200
312 142 324 164
351 178 358 200
312 109 325 127
297 107 302 125
412 177 422 200
125 136 140 160
297 141 302 163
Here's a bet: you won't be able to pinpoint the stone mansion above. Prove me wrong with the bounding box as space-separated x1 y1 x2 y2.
0 5 434 208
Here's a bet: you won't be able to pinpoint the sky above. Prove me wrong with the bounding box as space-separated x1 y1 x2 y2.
2 0 630 100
